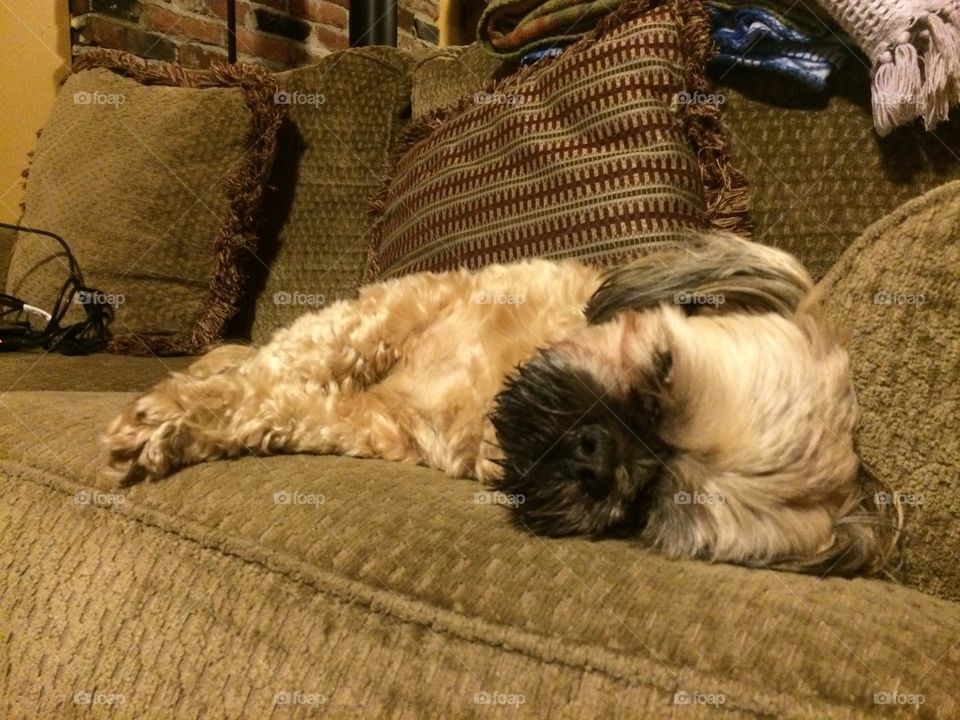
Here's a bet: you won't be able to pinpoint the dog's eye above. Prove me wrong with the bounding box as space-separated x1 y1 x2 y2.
653 349 673 385
627 389 660 422
579 434 597 455
577 467 597 484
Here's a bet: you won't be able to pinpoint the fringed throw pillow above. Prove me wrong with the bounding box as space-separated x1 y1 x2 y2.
6 50 284 355
369 0 749 280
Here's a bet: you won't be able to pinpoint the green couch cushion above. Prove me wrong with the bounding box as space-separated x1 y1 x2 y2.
718 66 960 282
408 44 507 120
1 390 958 717
5 52 283 355
819 179 960 603
0 351 194 392
239 48 415 345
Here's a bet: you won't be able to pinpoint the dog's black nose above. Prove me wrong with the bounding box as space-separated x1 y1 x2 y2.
570 424 616 498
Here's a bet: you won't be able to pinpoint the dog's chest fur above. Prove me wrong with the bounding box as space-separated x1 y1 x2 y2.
379 260 603 478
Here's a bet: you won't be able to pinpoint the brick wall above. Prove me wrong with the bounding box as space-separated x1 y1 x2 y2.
70 0 440 70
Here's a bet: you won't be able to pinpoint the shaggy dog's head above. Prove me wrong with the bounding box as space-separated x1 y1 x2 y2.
491 233 901 576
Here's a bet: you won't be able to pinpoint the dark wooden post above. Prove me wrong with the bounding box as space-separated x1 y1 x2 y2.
350 0 398 47
227 0 237 63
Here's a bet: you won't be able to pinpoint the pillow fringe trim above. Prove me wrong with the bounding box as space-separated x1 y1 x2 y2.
72 49 286 356
367 0 750 282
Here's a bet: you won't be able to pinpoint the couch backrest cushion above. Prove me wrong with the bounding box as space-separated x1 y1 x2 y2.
5 50 283 355
819 179 960 602
239 48 414 345
368 0 749 280
408 44 506 121
718 66 960 282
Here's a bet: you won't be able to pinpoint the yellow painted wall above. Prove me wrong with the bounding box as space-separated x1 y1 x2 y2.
0 1 71 222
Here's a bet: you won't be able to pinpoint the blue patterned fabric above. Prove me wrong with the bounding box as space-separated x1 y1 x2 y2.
519 46 569 65
709 4 851 91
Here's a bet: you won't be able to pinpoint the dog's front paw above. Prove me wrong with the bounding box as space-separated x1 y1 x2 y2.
101 394 188 486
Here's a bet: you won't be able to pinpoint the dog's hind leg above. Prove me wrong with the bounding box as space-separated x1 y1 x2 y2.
102 353 428 484
103 358 266 484
103 269 468 484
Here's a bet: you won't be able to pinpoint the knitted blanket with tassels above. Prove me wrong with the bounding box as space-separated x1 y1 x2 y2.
819 0 960 135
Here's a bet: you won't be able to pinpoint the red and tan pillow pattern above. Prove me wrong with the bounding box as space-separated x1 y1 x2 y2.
6 50 284 355
370 0 749 280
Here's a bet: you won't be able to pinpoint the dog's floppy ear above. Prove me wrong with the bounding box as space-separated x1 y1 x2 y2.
585 232 814 324
750 463 905 578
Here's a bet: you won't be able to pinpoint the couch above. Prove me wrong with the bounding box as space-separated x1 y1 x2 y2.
2 44 959 719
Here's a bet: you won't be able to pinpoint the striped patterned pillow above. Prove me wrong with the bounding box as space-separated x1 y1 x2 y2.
370 0 749 279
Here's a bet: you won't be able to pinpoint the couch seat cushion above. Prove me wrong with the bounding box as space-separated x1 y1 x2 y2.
1 391 958 718
0 351 193 392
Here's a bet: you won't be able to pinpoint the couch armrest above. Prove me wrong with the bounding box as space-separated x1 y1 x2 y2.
819 179 960 602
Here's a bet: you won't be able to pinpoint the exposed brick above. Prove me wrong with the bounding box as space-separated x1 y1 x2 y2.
178 42 229 68
199 0 250 25
90 0 140 22
237 51 288 71
405 0 438 21
202 0 285 12
235 27 298 64
84 15 177 61
142 3 225 45
73 0 437 67
314 23 347 51
254 8 310 41
398 30 427 50
413 17 438 44
288 0 346 29
398 6 415 32
202 0 228 18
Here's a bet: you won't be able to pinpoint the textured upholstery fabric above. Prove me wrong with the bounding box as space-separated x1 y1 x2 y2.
816 0 960 135
2 391 959 719
0 351 193 392
239 48 414 345
5 41 960 720
371 1 749 279
409 45 508 120
478 0 621 59
717 65 960 281
5 54 283 355
818 180 960 603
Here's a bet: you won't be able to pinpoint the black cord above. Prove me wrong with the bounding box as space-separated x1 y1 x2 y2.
0 222 113 354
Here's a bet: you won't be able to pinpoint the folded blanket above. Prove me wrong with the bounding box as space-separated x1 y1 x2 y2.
710 3 851 91
478 0 620 59
817 0 960 135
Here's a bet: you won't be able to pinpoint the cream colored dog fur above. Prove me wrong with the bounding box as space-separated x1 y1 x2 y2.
103 233 900 576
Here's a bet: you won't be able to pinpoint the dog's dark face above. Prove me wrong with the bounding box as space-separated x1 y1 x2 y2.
489 233 902 577
491 340 672 537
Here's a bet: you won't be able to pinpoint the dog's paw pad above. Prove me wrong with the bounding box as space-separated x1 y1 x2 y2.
101 399 186 485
